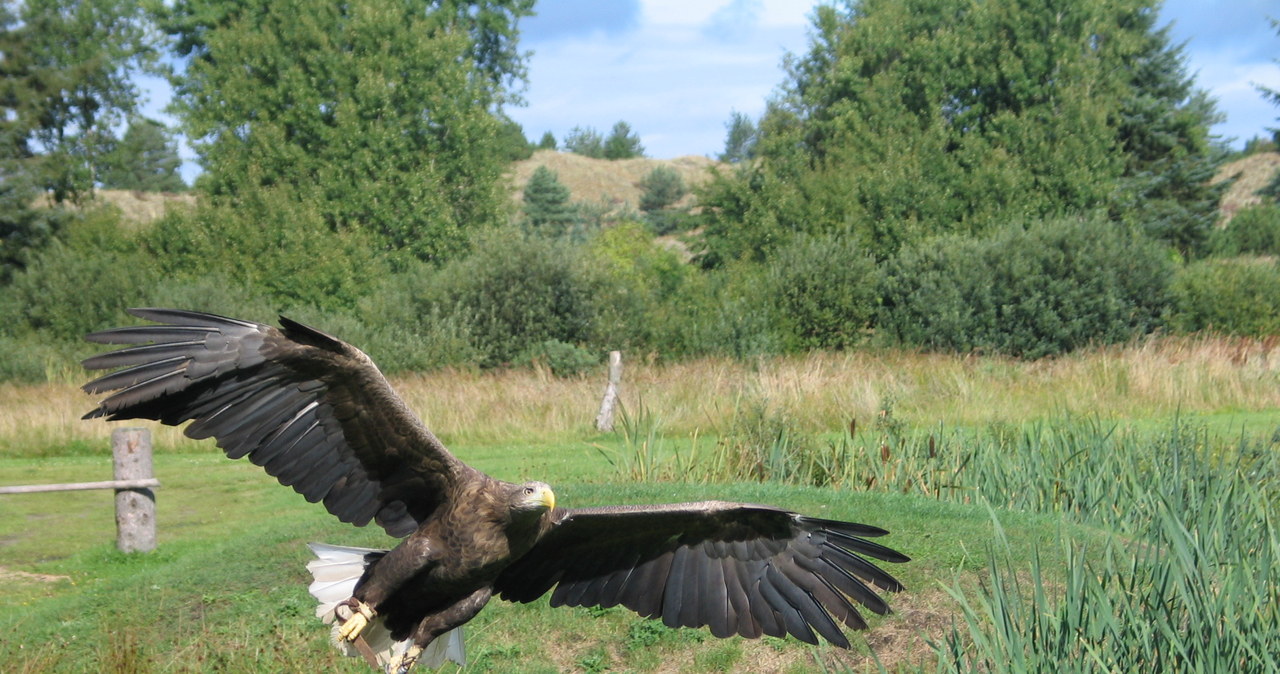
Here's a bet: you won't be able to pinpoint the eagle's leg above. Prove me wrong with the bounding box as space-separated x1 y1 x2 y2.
390 587 492 673
338 534 436 643
334 598 377 642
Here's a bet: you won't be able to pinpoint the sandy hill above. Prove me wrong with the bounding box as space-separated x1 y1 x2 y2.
1212 151 1280 223
508 150 723 211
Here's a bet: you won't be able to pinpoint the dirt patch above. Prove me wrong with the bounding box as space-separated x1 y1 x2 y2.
0 565 70 583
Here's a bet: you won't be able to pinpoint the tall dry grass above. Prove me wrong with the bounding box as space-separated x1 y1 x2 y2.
4 335 1279 456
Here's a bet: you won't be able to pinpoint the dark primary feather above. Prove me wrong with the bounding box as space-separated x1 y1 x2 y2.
493 501 909 648
82 308 471 537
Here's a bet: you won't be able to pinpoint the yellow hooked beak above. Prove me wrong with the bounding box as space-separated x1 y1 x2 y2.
537 484 556 511
524 482 555 511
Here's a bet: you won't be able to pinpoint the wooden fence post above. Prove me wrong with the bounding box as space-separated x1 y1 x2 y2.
596 351 622 432
113 428 156 553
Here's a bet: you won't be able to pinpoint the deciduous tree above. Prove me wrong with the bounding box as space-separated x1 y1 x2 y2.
160 0 531 262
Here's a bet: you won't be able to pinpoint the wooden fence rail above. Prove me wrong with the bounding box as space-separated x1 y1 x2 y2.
0 427 157 553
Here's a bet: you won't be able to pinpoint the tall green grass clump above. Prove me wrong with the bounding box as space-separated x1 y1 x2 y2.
937 434 1280 671
619 410 1280 670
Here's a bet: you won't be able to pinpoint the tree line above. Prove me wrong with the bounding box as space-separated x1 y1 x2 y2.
2 0 1279 383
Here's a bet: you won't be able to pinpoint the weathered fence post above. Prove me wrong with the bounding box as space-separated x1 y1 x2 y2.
113 427 156 553
595 351 623 432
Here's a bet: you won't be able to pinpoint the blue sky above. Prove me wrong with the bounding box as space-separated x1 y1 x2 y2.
148 1 1280 181
506 0 1280 160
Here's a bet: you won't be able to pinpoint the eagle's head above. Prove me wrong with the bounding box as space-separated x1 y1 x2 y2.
511 480 556 518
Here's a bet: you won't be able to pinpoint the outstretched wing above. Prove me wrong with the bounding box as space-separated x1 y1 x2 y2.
493 501 908 648
82 308 475 537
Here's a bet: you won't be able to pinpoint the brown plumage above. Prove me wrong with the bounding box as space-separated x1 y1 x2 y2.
82 309 909 673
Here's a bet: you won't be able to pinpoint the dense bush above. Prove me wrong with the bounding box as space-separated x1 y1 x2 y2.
767 233 877 351
1171 257 1280 335
147 186 387 311
1208 204 1280 257
422 228 598 367
0 207 158 344
878 217 1174 358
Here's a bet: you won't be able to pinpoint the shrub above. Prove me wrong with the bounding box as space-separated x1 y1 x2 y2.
583 222 692 354
1208 204 1280 257
638 166 686 212
656 263 778 359
147 185 387 311
878 217 1174 358
1171 257 1280 335
767 233 877 351
425 228 597 367
519 339 600 378
0 207 158 344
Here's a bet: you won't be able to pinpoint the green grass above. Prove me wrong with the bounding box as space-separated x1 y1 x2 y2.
3 377 1278 671
0 438 1079 673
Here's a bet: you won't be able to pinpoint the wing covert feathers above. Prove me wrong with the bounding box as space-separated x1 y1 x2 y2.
82 308 467 537
494 502 908 649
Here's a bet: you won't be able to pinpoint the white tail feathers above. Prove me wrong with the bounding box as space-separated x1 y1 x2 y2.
305 542 466 671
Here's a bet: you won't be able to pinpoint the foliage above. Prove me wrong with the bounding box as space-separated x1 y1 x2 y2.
718 110 757 163
519 339 599 378
1110 9 1228 258
422 227 597 367
1208 204 1280 256
582 221 692 354
642 209 699 236
657 263 778 359
160 0 521 262
0 165 71 282
536 131 556 150
603 120 644 160
1 0 159 203
96 117 187 192
563 125 605 158
637 166 685 212
522 165 576 232
878 217 1173 358
698 0 1220 265
147 185 387 311
1171 258 1280 336
494 114 534 161
0 206 157 344
766 233 876 351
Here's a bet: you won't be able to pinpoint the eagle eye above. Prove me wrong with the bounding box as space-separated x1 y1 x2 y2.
524 486 535 495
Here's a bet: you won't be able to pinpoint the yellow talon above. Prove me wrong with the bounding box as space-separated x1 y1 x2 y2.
336 600 375 642
388 644 423 674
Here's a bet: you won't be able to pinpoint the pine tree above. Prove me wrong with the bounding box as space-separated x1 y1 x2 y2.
537 131 556 150
1110 7 1228 257
97 117 187 192
718 110 757 163
523 165 575 232
638 166 685 211
603 121 644 159
563 126 604 158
